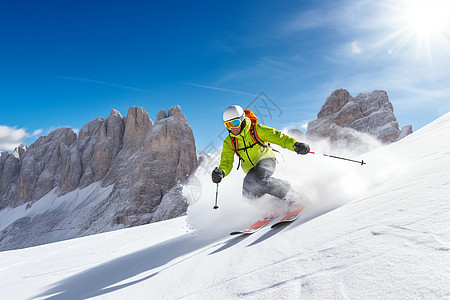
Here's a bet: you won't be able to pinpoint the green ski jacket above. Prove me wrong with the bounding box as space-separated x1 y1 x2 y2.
219 117 299 176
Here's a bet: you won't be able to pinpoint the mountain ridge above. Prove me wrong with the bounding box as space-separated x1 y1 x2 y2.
0 106 197 250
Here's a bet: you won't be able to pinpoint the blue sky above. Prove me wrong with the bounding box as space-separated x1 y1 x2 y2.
1 0 449 152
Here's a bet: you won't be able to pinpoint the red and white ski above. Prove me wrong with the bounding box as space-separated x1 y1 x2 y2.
270 207 304 228
229 206 304 235
230 216 277 235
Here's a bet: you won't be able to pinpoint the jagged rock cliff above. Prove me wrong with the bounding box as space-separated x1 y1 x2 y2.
0 106 197 250
307 89 412 144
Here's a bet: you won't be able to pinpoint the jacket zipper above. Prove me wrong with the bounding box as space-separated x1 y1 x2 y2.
240 134 255 166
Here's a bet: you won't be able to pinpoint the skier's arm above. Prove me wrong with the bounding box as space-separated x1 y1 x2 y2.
218 136 235 176
256 123 298 151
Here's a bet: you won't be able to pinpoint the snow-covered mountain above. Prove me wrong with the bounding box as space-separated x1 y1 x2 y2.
1 112 448 299
307 89 413 146
0 106 197 251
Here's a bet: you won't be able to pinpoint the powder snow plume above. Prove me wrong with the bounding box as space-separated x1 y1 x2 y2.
185 130 402 238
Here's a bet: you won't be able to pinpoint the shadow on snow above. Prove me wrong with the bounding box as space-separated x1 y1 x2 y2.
33 234 215 300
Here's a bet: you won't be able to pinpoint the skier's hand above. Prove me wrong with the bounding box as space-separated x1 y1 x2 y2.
293 142 310 155
212 167 225 183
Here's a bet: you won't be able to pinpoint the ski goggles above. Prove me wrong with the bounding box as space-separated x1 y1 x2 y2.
224 117 243 129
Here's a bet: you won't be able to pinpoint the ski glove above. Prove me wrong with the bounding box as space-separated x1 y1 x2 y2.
212 167 225 183
293 142 310 155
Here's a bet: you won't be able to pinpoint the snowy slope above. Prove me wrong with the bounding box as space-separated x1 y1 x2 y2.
0 182 115 250
0 113 449 300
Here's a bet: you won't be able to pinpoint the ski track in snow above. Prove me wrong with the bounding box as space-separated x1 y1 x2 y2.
0 112 449 299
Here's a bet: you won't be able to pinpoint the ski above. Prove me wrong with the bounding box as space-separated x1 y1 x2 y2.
230 216 277 235
270 207 304 228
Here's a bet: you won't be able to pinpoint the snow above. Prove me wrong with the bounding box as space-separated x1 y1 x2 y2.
1 112 449 299
0 182 114 250
0 182 112 232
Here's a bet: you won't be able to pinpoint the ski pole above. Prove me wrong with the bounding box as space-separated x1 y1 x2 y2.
213 183 219 209
309 152 366 165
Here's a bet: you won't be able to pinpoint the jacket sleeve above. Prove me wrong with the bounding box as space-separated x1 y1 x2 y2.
255 123 298 152
218 136 235 176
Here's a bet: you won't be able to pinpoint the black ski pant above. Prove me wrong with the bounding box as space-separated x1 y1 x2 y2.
242 158 292 200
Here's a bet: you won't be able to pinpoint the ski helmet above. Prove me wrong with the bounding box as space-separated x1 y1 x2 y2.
223 105 245 129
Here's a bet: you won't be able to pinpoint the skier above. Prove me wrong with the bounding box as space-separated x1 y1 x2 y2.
211 105 310 205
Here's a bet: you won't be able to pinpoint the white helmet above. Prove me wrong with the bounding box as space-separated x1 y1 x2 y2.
223 105 244 122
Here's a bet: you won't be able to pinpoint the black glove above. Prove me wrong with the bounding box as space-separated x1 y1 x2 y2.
211 167 225 183
293 142 310 155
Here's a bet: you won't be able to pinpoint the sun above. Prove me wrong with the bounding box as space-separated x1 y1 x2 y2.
402 0 450 40
383 0 450 60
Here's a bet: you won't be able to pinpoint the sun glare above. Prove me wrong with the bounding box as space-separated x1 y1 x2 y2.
403 0 450 39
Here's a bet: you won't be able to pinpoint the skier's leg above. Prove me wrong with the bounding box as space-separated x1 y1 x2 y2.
243 158 274 199
267 177 292 200
243 158 293 200
242 164 268 199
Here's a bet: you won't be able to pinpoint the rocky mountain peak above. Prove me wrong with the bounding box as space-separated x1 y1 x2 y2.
109 109 122 118
168 105 183 122
156 109 167 122
13 144 27 159
317 88 351 118
307 89 412 145
123 106 153 149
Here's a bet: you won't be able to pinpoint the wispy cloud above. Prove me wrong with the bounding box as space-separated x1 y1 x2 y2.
284 9 331 32
183 82 257 97
282 1 358 34
0 126 42 152
213 56 297 87
57 75 149 92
